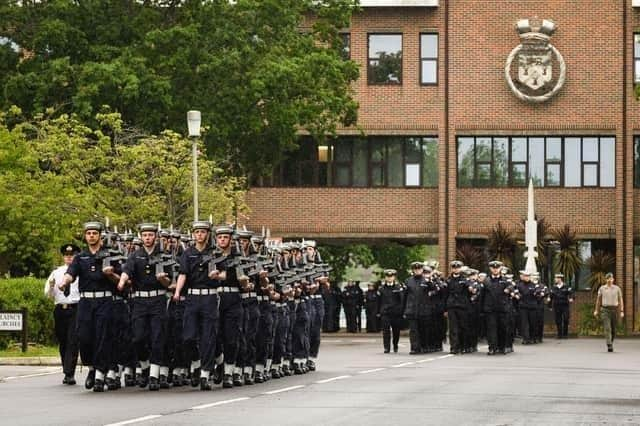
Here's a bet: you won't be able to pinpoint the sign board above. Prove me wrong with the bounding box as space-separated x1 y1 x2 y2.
0 311 23 331
0 309 28 352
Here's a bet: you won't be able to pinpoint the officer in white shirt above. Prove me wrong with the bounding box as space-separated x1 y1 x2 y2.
45 244 80 384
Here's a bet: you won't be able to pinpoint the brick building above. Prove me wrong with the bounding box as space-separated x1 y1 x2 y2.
244 1 640 331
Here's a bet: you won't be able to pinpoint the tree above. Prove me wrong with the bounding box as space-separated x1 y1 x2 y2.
0 0 360 178
486 222 517 271
551 224 582 286
0 107 243 276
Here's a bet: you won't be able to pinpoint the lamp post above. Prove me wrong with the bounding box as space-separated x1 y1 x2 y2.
187 110 201 221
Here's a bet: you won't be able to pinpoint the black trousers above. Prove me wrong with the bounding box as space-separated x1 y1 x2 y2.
215 294 244 366
534 308 545 342
519 308 536 342
132 296 167 365
285 302 296 362
292 303 310 360
309 300 324 358
110 299 136 372
485 311 507 351
344 304 358 332
408 317 429 352
183 294 218 372
77 297 113 373
322 303 336 332
448 308 469 352
273 307 289 365
554 305 570 337
165 298 187 370
238 300 260 370
381 315 402 351
54 304 79 377
366 308 380 332
256 303 274 366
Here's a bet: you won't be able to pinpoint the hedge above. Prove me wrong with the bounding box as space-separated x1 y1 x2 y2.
0 277 55 349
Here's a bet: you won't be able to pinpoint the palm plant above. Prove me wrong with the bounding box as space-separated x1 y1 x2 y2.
487 222 517 271
587 250 615 295
551 224 582 285
456 242 486 271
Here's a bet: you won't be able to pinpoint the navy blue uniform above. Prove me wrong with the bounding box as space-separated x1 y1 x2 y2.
377 282 405 353
179 246 219 376
123 247 168 369
550 283 574 338
66 249 116 376
445 274 471 354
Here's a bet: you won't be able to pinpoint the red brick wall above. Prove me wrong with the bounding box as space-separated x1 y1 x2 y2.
456 188 616 236
243 187 438 237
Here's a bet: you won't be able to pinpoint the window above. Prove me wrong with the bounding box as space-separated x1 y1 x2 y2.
340 33 351 60
635 34 640 83
368 34 402 85
255 136 438 188
635 137 640 187
457 136 615 188
420 33 438 85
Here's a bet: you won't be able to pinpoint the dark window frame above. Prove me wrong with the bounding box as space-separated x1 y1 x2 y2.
635 33 640 84
340 32 351 61
457 136 615 189
367 33 403 86
419 33 438 86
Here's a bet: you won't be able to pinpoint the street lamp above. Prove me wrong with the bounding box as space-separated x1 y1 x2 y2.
187 110 201 221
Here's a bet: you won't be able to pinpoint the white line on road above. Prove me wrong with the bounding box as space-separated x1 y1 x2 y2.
358 368 386 374
437 354 454 360
104 414 163 426
191 397 251 410
416 358 437 363
315 375 351 384
4 370 62 380
391 362 416 368
263 385 305 395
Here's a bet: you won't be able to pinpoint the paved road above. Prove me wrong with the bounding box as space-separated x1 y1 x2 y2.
2 337 640 425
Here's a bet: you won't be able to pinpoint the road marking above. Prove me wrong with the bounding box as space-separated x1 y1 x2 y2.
416 358 436 363
437 354 454 360
358 368 386 374
391 362 415 368
4 370 62 380
315 375 351 384
263 385 305 395
191 397 251 410
104 415 162 426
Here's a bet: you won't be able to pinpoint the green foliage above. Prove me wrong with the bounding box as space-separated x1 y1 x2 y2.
487 222 517 271
0 278 55 349
0 0 360 177
367 51 402 84
576 302 626 337
321 244 374 283
370 243 434 283
0 109 244 276
552 224 582 285
587 250 615 296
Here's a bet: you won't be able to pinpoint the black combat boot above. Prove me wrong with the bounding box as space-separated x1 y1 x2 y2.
306 360 316 371
137 369 149 388
190 368 200 387
244 372 254 385
200 377 212 391
148 377 160 391
293 363 304 375
124 374 135 387
282 364 292 376
233 373 244 386
159 375 169 389
222 374 234 388
105 377 117 391
213 364 224 385
254 370 265 383
172 373 182 387
93 379 105 392
85 369 95 390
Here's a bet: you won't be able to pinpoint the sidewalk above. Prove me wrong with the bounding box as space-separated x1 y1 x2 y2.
0 356 60 366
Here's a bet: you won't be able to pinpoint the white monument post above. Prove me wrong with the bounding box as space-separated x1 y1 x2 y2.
524 179 538 274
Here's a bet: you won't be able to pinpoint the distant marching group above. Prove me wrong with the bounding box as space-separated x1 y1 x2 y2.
362 260 576 355
46 220 331 391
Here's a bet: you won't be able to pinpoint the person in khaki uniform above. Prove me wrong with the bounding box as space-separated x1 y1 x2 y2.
593 273 624 352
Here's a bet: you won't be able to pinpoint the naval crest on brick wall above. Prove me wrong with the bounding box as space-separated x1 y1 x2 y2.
505 18 566 103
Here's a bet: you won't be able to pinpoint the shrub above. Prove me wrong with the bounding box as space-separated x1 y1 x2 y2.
576 302 626 337
0 277 55 349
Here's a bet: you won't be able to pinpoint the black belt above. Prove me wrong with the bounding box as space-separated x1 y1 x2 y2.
602 305 618 308
56 303 77 310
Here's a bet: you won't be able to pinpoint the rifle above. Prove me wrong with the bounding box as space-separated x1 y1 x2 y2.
99 230 127 270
